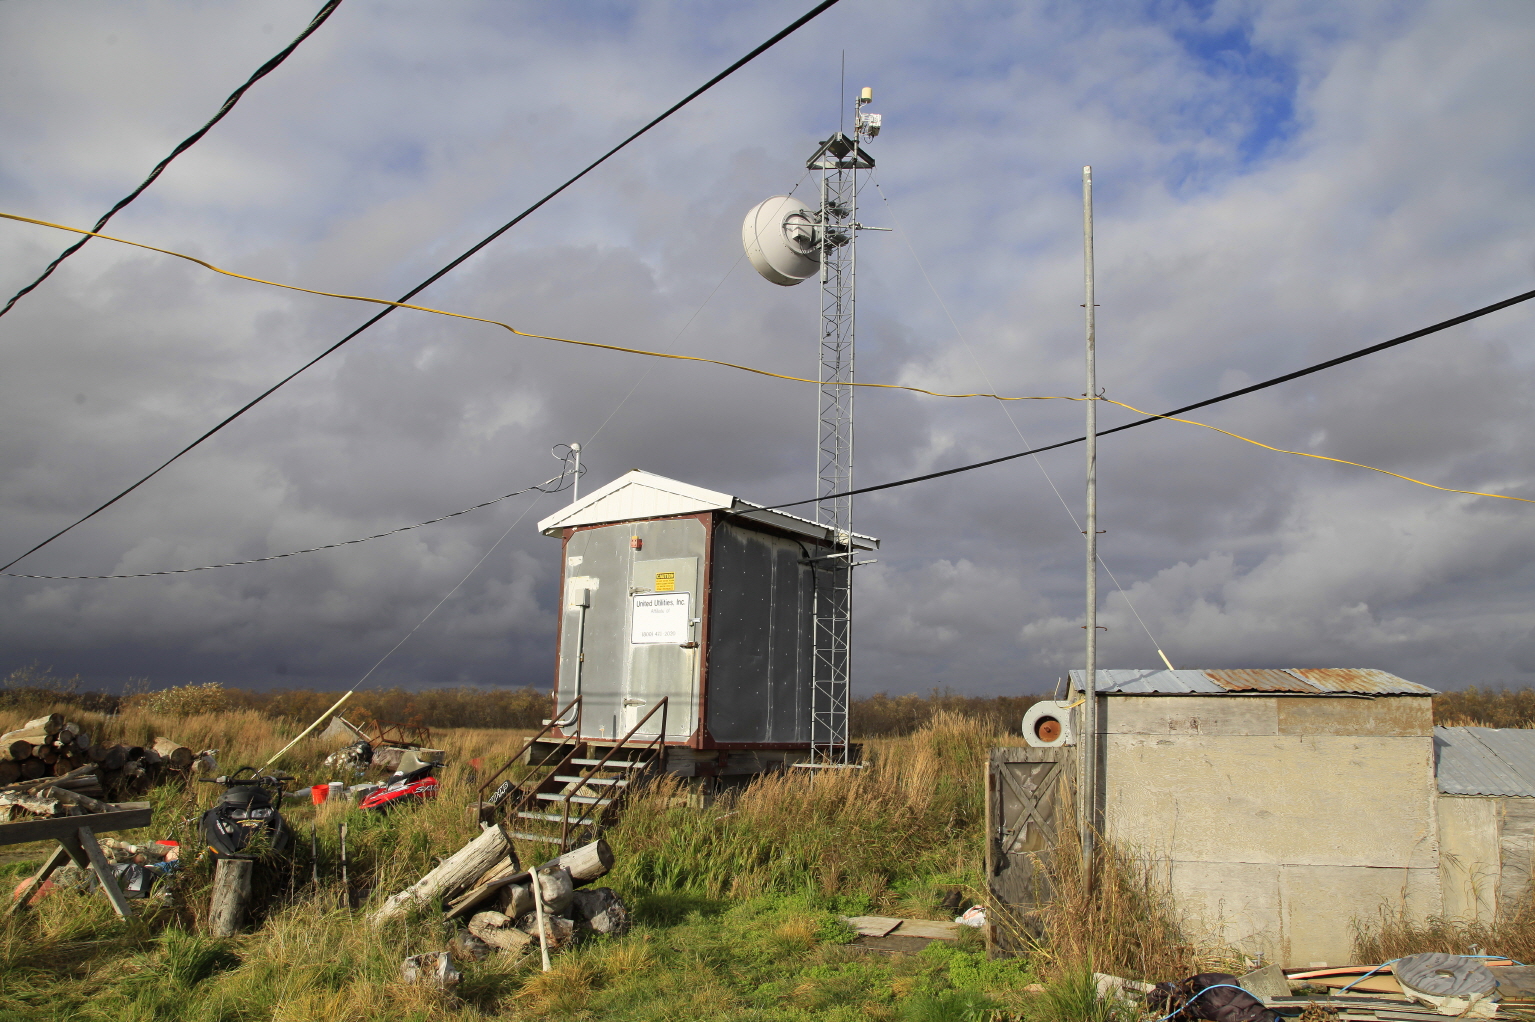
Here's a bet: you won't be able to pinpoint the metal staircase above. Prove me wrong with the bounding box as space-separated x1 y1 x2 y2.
477 697 668 851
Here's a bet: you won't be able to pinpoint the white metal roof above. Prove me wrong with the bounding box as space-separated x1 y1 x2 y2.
537 470 878 550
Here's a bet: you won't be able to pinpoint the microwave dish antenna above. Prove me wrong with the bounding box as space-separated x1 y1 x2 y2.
738 84 884 764
742 195 820 286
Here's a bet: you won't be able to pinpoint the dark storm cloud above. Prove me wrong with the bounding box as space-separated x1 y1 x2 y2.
1 1 1533 697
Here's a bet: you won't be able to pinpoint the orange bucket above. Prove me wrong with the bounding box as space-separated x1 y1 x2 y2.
311 783 329 805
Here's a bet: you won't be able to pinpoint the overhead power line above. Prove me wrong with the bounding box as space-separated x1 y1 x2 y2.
0 0 345 321
734 286 1535 513
1 462 578 580
0 0 844 574
7 212 1533 528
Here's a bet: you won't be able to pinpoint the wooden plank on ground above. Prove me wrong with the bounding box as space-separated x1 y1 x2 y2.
0 803 152 846
890 918 963 941
841 916 904 937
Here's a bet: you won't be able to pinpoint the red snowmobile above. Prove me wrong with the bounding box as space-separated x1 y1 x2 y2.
359 750 439 811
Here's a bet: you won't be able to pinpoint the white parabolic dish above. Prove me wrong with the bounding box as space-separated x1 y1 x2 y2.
742 195 818 286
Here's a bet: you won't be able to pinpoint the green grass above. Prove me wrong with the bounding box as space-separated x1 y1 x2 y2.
0 712 1143 1020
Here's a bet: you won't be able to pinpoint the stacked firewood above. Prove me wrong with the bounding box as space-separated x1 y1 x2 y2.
0 713 198 798
373 829 630 972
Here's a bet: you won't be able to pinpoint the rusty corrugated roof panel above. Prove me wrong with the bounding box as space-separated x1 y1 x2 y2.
1202 669 1312 692
1068 668 1437 696
1285 668 1436 695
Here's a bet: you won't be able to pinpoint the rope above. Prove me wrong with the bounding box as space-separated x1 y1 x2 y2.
1102 398 1535 505
0 211 1087 405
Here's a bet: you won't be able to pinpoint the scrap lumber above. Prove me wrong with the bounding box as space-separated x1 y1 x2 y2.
370 825 515 927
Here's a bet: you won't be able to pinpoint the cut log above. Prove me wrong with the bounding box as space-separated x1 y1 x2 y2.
37 748 57 766
87 744 109 763
209 858 254 937
151 738 191 770
536 867 574 915
1 729 50 755
571 888 631 935
102 746 127 771
401 951 460 988
543 839 614 886
141 748 162 767
519 912 575 948
22 714 62 734
0 760 19 784
59 722 82 740
19 758 46 780
4 740 33 761
468 910 535 952
370 825 514 928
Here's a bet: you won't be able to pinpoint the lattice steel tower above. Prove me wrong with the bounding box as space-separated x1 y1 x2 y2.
740 88 881 763
806 92 878 762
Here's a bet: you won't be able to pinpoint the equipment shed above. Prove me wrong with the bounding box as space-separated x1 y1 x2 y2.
536 470 877 775
1434 725 1535 925
1065 668 1440 968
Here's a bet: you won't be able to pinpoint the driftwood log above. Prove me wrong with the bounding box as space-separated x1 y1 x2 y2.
209 858 254 937
370 825 515 928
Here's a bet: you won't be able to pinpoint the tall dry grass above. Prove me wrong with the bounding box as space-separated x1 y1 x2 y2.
605 711 1001 910
1353 901 1535 965
1006 821 1224 983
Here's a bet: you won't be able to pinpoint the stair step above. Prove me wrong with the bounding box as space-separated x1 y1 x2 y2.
552 775 629 786
569 758 648 768
516 810 597 825
536 793 613 806
506 830 566 844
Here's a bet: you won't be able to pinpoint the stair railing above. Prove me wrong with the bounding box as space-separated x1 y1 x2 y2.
476 695 581 823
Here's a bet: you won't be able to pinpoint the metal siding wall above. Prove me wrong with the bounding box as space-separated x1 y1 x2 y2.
560 517 706 742
707 519 814 744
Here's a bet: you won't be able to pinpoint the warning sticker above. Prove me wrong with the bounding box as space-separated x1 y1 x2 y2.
630 592 690 644
654 571 676 592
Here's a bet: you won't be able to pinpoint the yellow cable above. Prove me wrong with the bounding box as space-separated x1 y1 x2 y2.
0 211 1085 406
1103 398 1535 505
8 212 1526 508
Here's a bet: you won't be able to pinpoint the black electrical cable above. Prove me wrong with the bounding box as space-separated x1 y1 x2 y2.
0 0 346 321
737 286 1535 514
0 0 844 575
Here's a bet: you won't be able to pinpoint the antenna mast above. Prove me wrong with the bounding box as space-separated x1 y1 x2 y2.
805 87 879 763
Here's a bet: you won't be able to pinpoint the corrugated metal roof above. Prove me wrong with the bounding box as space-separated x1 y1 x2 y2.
1435 727 1535 797
1067 668 1436 696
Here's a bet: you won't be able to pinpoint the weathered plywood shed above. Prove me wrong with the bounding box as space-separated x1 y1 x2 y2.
1066 668 1440 968
1434 726 1535 924
536 470 876 776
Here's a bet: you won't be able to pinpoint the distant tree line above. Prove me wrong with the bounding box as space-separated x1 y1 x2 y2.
10 661 1532 734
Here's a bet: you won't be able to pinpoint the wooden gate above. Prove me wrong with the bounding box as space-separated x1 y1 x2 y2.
986 747 1075 945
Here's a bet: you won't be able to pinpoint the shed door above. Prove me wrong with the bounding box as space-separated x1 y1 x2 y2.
987 747 1075 949
624 556 700 738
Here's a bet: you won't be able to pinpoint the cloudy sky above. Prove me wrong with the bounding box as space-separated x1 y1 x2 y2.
1 0 1532 698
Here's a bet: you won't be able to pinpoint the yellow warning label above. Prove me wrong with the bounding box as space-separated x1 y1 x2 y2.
654 571 676 592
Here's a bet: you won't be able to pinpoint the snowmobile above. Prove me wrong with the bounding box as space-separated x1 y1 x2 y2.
359 749 439 812
198 767 295 859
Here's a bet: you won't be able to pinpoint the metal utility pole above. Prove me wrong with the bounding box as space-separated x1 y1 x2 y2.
1081 166 1099 879
805 89 878 764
